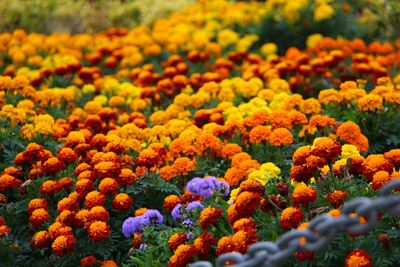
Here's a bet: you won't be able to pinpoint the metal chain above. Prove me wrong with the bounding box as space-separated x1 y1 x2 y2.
191 179 400 267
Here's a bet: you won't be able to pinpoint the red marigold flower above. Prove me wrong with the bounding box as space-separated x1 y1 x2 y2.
29 208 51 227
0 225 10 237
112 193 133 211
325 190 348 207
199 207 223 230
291 184 317 207
98 177 119 195
168 232 188 251
87 221 110 241
293 146 312 165
75 209 91 228
42 157 64 176
311 137 341 160
239 180 265 195
75 179 94 196
74 163 92 176
167 244 196 267
78 170 95 181
194 232 215 259
80 255 97 266
280 207 304 229
56 210 76 226
163 195 181 213
57 197 79 213
31 231 51 249
345 249 373 267
57 177 74 191
235 191 261 218
52 234 76 256
57 147 78 164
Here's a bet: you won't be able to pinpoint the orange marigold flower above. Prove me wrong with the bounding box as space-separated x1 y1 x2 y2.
134 208 148 217
74 163 92 176
216 236 235 255
194 232 215 259
311 137 341 160
56 210 76 226
239 180 265 195
32 231 51 249
328 209 341 217
57 177 74 191
372 171 392 190
172 157 196 176
168 232 188 251
358 94 383 112
136 148 160 169
345 249 373 267
42 157 64 176
163 195 181 213
48 222 73 239
384 149 400 166
75 179 94 196
40 180 58 196
308 115 336 129
89 206 110 222
80 255 97 266
199 207 223 230
57 197 78 213
28 198 48 215
0 225 10 237
88 221 110 241
363 154 394 180
249 125 272 144
118 168 137 186
336 121 362 141
29 208 51 227
195 133 222 156
78 170 95 181
57 147 78 164
292 184 317 207
94 161 121 179
167 244 196 267
224 167 245 186
232 229 258 253
280 207 304 229
325 190 348 207
234 192 261 219
293 146 312 165
231 152 252 167
269 111 292 129
52 234 76 256
159 165 177 181
300 98 321 114
0 174 22 192
269 127 293 146
238 159 260 174
289 110 308 125
84 191 106 209
112 193 133 211
100 260 118 267
221 143 243 159
233 218 256 233
98 177 119 195
2 167 24 178
75 209 91 228
169 138 196 158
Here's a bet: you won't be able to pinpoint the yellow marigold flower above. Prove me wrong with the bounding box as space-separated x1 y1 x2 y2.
269 79 290 94
306 33 324 48
217 29 239 48
357 94 383 112
228 187 240 204
261 42 278 56
300 98 321 114
20 124 35 140
314 4 334 22
248 170 269 185
341 144 360 159
260 162 281 178
82 84 96 94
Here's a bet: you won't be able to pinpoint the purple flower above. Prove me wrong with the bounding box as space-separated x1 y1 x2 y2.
143 209 164 225
186 232 195 240
171 204 184 221
186 177 203 195
207 176 230 196
198 178 215 198
186 201 204 211
182 219 193 227
122 216 145 237
139 243 147 251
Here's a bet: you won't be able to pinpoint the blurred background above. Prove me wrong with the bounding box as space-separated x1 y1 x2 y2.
0 0 193 33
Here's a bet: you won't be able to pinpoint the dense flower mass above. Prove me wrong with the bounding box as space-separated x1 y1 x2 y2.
0 0 400 266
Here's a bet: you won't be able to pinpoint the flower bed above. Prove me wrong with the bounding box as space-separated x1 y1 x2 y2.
0 1 400 267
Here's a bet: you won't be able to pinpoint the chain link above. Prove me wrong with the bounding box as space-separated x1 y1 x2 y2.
191 179 400 267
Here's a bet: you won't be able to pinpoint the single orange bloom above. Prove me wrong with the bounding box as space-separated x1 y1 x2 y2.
280 207 304 229
269 127 293 146
87 221 110 241
199 207 223 230
52 234 76 256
